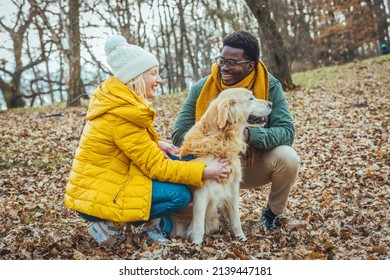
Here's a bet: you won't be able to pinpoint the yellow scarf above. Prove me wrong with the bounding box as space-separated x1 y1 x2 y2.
195 61 269 121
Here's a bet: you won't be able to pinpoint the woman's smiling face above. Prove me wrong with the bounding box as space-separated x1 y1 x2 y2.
143 67 162 99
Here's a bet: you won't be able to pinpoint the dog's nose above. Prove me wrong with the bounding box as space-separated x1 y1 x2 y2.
268 102 273 108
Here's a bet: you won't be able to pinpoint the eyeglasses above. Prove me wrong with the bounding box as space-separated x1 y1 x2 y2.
215 56 252 69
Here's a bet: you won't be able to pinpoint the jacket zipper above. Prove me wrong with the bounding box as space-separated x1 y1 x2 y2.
113 175 133 204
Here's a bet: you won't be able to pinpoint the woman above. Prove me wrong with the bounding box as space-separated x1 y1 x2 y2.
64 35 230 246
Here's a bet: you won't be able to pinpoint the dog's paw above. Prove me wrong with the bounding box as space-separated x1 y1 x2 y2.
236 234 247 242
191 234 204 245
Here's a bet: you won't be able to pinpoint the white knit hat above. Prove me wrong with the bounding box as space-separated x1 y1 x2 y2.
104 35 159 84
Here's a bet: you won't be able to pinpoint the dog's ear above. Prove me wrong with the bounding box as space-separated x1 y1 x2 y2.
216 99 229 129
217 99 237 129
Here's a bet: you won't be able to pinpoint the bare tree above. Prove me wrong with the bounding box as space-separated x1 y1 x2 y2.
177 0 199 83
27 0 68 103
157 0 174 93
32 0 87 106
269 0 315 72
244 0 293 89
83 0 141 45
0 2 45 109
164 0 185 92
67 0 81 106
26 17 50 106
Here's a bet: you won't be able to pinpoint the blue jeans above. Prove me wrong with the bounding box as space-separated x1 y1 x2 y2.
78 179 191 224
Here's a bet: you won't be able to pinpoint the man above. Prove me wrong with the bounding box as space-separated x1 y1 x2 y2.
172 30 300 230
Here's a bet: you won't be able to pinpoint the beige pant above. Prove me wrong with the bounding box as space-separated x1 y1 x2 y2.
241 145 300 215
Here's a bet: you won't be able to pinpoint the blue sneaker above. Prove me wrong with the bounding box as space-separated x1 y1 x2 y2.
87 221 126 247
140 218 171 244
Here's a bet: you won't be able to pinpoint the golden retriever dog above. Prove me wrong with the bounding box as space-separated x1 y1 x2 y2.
171 88 272 244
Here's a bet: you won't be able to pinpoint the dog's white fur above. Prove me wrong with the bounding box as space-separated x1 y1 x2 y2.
171 88 272 244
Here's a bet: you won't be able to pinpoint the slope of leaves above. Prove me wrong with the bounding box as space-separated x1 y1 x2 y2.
0 55 389 260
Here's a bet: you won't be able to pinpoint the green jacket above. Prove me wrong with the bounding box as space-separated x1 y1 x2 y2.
172 73 295 150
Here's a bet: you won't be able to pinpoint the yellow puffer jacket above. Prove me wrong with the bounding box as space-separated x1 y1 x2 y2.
64 77 205 223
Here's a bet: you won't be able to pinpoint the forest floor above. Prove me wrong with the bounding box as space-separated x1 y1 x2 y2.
0 55 389 260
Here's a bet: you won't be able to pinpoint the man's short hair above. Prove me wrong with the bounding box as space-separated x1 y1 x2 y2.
222 31 260 63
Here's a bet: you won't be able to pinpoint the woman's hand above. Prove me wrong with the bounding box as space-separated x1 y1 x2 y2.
158 141 180 158
202 157 231 182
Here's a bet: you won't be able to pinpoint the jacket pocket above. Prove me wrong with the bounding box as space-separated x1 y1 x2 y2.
113 175 133 204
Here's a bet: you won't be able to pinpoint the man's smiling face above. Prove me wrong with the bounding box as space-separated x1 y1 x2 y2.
218 46 255 86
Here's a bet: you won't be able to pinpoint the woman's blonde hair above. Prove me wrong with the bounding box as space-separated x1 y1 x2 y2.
126 74 147 101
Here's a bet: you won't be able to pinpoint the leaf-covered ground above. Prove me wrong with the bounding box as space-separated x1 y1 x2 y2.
0 55 389 260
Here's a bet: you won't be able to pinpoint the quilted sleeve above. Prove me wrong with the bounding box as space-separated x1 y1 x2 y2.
113 118 205 187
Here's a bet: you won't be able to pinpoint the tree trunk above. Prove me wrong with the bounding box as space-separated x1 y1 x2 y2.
0 2 39 109
67 0 81 107
167 1 184 92
159 0 174 93
244 0 293 90
1 76 25 109
177 0 190 91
